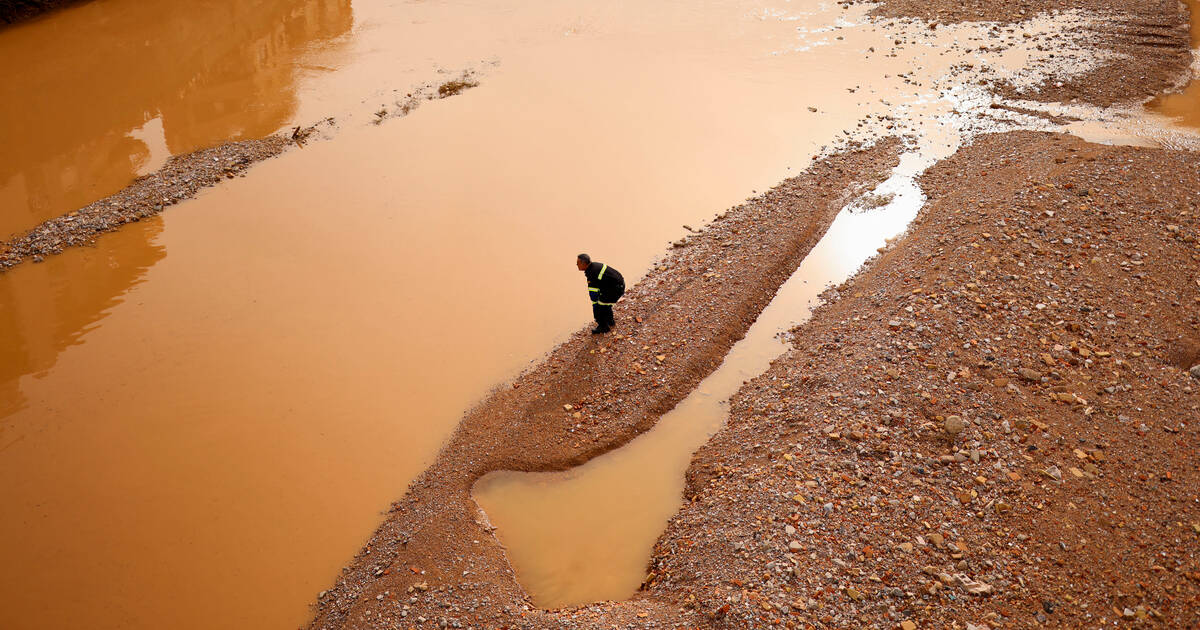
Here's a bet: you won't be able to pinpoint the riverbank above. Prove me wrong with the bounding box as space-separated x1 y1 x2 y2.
300 0 1197 628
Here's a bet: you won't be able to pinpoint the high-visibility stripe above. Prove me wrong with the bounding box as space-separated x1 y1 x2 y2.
589 287 600 292
598 264 607 280
597 301 617 306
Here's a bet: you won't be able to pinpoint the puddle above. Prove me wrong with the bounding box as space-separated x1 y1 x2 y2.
1147 0 1200 130
0 1 1185 629
473 159 924 608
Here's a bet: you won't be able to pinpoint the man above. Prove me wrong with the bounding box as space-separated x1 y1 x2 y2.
576 253 625 334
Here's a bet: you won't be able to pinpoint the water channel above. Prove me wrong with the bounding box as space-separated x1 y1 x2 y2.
0 0 1196 629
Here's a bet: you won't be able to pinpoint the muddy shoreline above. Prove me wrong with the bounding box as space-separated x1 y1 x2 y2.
298 0 1197 629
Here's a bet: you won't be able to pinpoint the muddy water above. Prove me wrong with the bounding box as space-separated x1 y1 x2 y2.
0 0 354 238
0 2 1117 630
1147 0 1200 129
473 161 923 608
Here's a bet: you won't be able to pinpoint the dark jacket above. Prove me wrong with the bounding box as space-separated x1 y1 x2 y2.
584 261 625 305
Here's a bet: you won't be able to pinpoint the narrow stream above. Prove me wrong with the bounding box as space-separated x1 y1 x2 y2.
473 157 924 608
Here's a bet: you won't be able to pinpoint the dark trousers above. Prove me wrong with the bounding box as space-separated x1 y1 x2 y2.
592 303 615 329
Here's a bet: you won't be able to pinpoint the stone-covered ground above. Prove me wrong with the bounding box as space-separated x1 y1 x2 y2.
652 131 1200 629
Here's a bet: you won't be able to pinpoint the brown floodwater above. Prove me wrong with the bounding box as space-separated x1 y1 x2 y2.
473 163 923 608
0 0 354 238
1147 0 1200 129
0 2 1130 629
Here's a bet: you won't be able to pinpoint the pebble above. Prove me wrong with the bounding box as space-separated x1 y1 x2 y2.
1018 367 1042 382
943 415 965 435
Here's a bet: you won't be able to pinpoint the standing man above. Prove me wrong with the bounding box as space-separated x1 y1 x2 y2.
576 253 625 334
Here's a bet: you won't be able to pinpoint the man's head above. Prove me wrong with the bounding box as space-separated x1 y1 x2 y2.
576 253 590 271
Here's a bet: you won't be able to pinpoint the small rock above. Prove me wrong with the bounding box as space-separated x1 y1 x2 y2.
901 621 917 630
1190 365 1200 380
944 415 965 435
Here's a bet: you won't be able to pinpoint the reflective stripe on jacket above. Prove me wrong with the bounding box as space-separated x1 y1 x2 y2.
584 261 625 305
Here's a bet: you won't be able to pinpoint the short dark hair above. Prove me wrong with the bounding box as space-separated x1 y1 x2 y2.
577 253 591 264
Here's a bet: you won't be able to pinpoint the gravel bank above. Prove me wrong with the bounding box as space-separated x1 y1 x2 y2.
655 130 1199 629
302 141 905 630
0 73 480 272
297 0 1197 627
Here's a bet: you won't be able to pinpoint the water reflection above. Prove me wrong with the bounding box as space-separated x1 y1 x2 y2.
0 218 166 418
0 0 353 238
1147 0 1199 128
